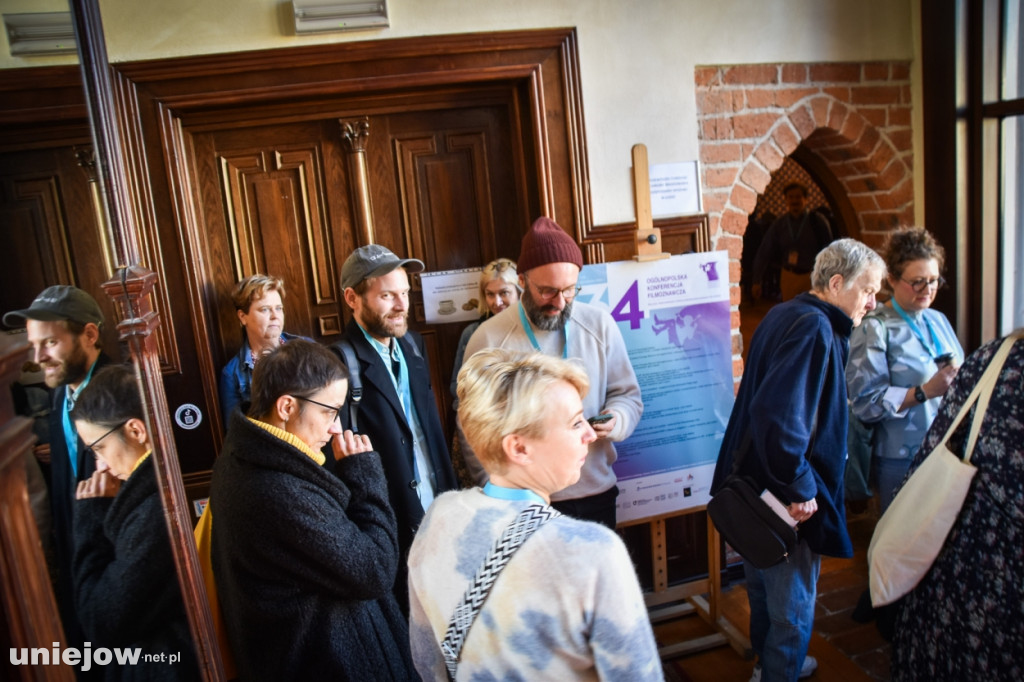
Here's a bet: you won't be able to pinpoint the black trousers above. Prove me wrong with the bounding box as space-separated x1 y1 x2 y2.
551 485 619 530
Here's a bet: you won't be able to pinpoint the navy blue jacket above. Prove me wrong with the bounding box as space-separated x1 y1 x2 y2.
48 352 112 647
712 293 854 558
338 319 458 610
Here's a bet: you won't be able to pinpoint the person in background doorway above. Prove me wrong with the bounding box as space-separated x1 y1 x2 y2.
219 274 306 421
459 217 643 530
712 239 885 682
752 183 834 302
4 285 112 654
846 227 962 513
449 258 519 400
73 364 199 681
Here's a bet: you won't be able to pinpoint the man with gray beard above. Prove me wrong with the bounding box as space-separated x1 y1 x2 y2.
459 217 643 528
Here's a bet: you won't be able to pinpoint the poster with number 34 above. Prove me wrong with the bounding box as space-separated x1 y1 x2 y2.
578 251 735 523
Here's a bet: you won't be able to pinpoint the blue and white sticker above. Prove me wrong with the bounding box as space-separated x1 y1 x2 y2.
174 403 203 430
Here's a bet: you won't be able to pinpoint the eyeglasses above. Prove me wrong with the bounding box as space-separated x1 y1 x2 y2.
900 276 946 293
84 420 128 457
524 276 582 302
293 395 343 422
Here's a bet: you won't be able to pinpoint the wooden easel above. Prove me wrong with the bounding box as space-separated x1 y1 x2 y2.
624 143 750 659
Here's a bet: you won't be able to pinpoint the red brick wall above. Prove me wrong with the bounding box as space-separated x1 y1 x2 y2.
696 61 914 374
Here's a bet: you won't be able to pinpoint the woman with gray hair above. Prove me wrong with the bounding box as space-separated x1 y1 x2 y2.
408 348 662 681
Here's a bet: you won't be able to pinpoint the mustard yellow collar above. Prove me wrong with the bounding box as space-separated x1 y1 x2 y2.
248 417 326 466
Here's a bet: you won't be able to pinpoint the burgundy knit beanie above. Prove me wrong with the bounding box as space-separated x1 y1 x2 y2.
517 217 583 273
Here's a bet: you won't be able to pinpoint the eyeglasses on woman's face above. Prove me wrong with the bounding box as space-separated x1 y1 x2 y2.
84 420 129 458
292 394 342 423
900 276 946 293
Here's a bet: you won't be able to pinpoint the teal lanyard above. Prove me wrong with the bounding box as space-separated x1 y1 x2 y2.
62 360 99 478
517 302 568 359
890 299 944 357
483 481 548 505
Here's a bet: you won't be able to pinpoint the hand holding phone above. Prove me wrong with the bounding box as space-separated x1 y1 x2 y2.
935 352 955 368
588 414 613 426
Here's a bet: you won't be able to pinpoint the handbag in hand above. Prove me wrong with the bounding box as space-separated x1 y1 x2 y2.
868 331 1021 607
708 475 798 569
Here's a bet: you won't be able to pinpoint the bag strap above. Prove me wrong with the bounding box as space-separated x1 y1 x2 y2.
440 503 560 681
951 332 1022 463
329 339 362 432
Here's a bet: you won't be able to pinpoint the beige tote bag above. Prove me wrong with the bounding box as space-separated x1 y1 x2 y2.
868 332 1021 607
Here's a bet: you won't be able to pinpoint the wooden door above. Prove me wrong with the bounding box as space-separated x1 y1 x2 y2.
191 100 529 436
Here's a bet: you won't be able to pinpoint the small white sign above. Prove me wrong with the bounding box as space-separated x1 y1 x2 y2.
649 161 701 216
174 403 203 430
420 268 483 324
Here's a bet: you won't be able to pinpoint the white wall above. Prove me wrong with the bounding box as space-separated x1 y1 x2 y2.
1 0 916 225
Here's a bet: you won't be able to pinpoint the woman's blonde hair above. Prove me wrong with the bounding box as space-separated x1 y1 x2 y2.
457 348 589 474
477 258 518 316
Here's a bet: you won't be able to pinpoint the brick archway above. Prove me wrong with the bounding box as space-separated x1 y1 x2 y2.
695 61 914 367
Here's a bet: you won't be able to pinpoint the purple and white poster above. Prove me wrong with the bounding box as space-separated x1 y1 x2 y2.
578 251 734 523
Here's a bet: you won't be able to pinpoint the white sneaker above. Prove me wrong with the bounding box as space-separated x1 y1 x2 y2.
749 656 817 681
799 655 818 679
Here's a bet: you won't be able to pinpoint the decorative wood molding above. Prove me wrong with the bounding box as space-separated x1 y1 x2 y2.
339 117 375 246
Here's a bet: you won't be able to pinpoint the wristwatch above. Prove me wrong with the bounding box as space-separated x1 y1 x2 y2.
914 385 927 403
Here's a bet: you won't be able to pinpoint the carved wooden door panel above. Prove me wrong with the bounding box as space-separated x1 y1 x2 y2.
0 146 121 354
191 103 528 437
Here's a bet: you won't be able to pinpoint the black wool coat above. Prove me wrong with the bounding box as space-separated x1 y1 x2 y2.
51 351 112 646
211 411 416 681
73 456 199 681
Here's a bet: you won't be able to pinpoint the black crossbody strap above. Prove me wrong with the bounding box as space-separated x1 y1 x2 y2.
440 503 560 681
329 339 362 432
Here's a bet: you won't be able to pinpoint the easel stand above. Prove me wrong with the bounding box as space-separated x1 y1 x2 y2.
625 144 750 660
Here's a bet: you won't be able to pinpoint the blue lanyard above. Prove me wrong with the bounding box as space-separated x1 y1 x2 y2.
517 302 568 359
62 359 100 478
890 299 944 357
483 482 548 505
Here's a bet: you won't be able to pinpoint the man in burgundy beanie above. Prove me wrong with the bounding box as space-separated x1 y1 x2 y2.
457 217 643 528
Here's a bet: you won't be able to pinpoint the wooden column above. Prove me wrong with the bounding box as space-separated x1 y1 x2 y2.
340 117 375 246
68 0 224 678
0 337 75 681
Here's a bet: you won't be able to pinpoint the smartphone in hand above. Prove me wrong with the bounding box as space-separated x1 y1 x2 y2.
588 414 613 426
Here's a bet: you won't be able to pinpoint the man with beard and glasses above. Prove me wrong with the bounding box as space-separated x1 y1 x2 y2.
4 285 112 658
458 217 643 529
337 244 458 613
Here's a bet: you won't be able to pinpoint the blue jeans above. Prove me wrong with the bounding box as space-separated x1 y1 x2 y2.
875 456 913 514
744 539 821 682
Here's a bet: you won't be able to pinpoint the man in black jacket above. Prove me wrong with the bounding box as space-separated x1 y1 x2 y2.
338 244 458 611
4 285 112 653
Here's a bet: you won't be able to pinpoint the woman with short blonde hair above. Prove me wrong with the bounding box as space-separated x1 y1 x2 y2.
409 349 662 681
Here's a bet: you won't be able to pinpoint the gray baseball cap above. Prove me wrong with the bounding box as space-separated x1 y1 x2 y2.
3 285 104 328
340 244 424 290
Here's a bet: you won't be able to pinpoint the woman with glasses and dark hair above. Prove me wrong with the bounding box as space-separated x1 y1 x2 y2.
846 227 963 512
72 364 199 680
449 258 519 400
209 339 415 680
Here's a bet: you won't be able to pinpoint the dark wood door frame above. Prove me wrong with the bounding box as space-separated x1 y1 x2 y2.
107 28 591 439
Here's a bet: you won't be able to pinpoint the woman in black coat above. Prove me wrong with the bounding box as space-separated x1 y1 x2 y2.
73 364 198 681
210 339 415 681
